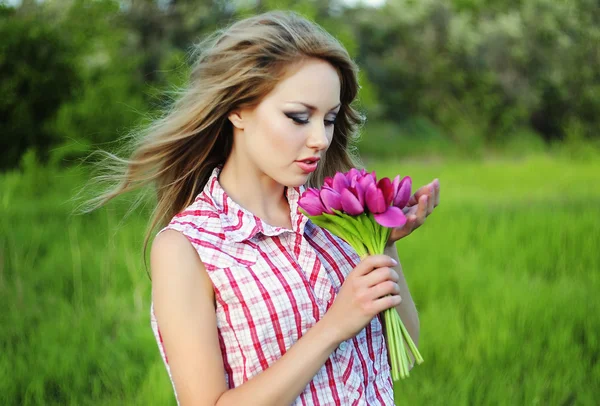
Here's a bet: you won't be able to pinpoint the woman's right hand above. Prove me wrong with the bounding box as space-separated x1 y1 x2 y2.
324 254 402 343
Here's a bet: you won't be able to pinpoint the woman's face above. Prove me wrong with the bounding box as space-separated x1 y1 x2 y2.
228 57 341 187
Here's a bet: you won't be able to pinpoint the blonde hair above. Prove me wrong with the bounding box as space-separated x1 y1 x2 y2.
77 10 366 272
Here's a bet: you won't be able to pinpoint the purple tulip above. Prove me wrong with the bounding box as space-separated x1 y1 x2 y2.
393 176 412 208
320 186 343 214
332 172 349 194
300 168 411 229
377 177 395 206
349 178 365 207
374 206 407 228
365 182 386 214
340 182 365 215
298 188 325 216
365 178 407 228
346 168 362 184
358 172 376 191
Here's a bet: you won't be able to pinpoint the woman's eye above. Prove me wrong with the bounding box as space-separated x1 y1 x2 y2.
290 116 309 125
286 113 336 126
285 113 309 125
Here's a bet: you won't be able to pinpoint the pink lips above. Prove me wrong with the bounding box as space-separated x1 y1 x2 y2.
296 158 320 173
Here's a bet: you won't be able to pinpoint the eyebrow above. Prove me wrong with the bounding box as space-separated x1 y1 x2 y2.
287 101 341 111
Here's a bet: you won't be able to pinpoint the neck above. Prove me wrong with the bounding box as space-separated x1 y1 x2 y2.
218 157 292 229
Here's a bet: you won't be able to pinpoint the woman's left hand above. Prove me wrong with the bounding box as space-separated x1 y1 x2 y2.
387 178 440 246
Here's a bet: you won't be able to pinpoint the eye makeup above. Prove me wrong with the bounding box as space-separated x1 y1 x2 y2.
284 112 337 126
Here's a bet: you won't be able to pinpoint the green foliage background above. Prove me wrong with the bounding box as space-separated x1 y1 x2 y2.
2 0 599 404
2 0 600 169
2 155 598 404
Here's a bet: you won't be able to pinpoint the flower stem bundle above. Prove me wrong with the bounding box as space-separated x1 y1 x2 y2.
299 168 424 381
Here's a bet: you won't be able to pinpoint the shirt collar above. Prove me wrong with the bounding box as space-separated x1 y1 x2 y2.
204 164 309 243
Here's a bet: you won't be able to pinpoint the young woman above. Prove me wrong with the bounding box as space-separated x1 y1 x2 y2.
88 10 439 406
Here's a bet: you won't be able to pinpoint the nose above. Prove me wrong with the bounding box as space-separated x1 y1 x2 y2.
306 122 329 151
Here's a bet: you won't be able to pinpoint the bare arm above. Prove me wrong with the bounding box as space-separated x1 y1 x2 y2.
384 242 420 367
151 230 344 406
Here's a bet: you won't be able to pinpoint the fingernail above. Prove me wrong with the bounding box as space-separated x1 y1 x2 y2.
391 258 398 265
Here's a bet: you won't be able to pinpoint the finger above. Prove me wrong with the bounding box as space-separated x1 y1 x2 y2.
397 213 418 234
434 179 440 207
372 293 402 313
362 266 399 287
426 185 435 214
407 183 430 207
417 195 428 222
408 197 426 231
402 204 417 216
407 194 418 207
354 254 397 277
408 214 418 231
368 280 400 301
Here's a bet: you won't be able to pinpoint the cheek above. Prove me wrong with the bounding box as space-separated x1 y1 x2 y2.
262 118 305 154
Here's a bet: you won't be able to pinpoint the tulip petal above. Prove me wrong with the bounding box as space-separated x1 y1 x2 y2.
373 206 407 228
365 182 386 214
323 176 334 188
320 186 343 214
347 168 361 183
349 181 365 207
358 173 375 191
333 172 349 194
392 175 401 196
298 188 326 216
340 189 364 215
393 176 412 208
378 177 394 206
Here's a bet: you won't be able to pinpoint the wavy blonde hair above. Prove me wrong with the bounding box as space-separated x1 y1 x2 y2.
78 10 366 272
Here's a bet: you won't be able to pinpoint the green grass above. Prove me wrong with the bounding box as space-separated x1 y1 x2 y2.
1 154 599 405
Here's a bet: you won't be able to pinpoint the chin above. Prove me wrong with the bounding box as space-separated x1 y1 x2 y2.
279 173 309 188
266 165 311 188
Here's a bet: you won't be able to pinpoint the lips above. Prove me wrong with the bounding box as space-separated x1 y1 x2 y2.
296 157 320 173
297 157 320 164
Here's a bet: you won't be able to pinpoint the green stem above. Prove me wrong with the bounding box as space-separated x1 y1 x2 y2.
389 309 403 380
381 226 392 254
384 310 397 382
398 316 424 365
327 210 362 240
388 310 404 379
394 312 409 378
361 213 379 255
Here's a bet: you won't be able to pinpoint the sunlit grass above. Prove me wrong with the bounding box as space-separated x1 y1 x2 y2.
1 154 598 405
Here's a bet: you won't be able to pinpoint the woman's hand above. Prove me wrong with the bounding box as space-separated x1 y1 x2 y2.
325 255 401 343
387 178 440 246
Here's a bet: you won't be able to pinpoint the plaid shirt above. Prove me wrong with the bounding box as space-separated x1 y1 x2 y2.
150 165 394 405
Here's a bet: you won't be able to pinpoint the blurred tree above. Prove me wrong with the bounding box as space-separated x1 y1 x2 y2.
348 0 600 144
0 5 80 170
3 0 599 168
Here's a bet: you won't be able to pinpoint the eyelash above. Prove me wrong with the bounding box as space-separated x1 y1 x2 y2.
286 114 336 127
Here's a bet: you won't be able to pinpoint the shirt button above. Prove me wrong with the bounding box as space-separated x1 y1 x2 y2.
339 341 347 351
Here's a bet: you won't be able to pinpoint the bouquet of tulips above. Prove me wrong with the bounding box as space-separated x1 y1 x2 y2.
298 168 423 381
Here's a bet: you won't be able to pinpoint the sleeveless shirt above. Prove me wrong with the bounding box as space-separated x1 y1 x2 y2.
150 164 394 405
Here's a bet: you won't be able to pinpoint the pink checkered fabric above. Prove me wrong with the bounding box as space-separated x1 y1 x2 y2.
150 164 394 405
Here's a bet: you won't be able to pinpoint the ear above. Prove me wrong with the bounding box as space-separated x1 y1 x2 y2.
227 108 245 130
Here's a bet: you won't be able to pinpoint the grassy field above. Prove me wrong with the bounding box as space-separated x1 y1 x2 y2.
1 153 599 405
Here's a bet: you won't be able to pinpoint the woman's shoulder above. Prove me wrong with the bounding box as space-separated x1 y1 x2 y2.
154 192 256 271
159 190 222 237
